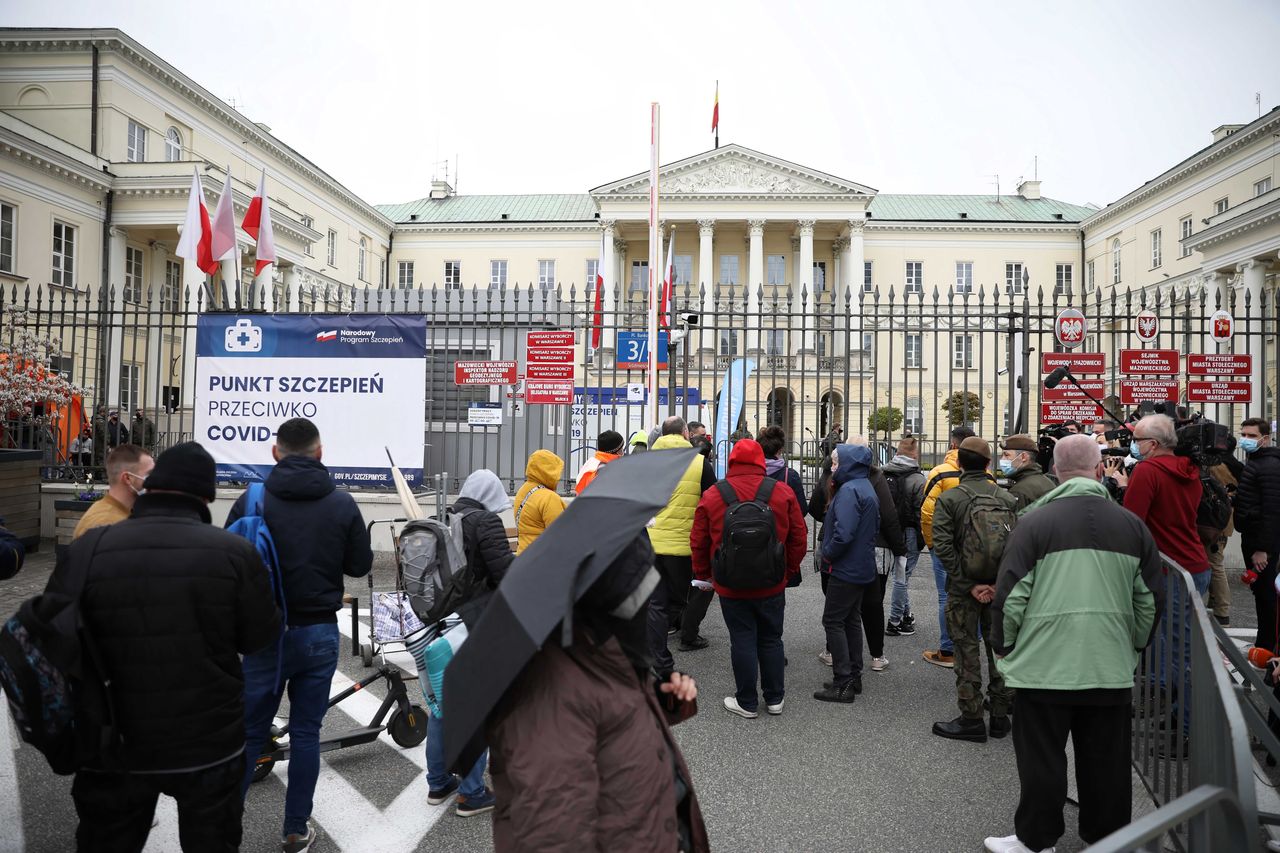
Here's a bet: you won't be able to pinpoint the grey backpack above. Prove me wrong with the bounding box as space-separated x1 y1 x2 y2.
400 513 472 625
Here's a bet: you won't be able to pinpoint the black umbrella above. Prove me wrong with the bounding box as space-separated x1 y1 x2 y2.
442 447 697 773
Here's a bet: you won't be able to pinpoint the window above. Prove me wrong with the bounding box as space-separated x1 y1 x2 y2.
904 397 922 435
765 329 785 355
906 333 922 368
953 335 973 369
1180 216 1193 257
905 261 922 294
954 261 973 294
444 261 461 289
427 347 493 423
718 255 739 285
1086 259 1095 292
538 260 556 291
119 364 140 413
326 229 337 266
164 127 182 162
122 246 143 303
161 385 181 412
766 254 786 286
1150 229 1162 268
817 333 829 357
1005 262 1025 295
630 260 649 293
585 259 599 289
1055 264 1073 297
862 332 874 354
1112 238 1121 284
719 329 739 355
1214 197 1229 215
1256 177 1273 197
813 261 827 293
673 254 692 286
0 201 14 273
863 261 873 293
301 216 313 256
126 120 146 162
358 237 368 281
51 221 74 287
163 259 181 312
489 260 507 289
398 261 414 288
49 355 73 382
379 257 386 288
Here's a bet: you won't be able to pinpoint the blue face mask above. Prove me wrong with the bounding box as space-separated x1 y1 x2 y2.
1240 437 1260 454
1130 442 1143 461
998 459 1016 476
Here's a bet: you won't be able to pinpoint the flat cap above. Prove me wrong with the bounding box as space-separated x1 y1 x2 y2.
959 436 992 461
1002 434 1039 453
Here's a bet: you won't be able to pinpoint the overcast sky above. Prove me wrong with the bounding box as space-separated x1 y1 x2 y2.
9 0 1280 208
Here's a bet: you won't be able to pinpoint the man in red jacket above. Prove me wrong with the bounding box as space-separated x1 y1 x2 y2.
691 439 807 719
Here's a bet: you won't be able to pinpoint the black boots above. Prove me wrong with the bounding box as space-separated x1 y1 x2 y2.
932 715 988 743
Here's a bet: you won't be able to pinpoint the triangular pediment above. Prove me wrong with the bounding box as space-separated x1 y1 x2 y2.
591 145 877 197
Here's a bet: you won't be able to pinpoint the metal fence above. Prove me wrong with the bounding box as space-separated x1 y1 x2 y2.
1 277 1276 492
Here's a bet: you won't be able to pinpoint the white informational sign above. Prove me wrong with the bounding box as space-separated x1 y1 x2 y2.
468 402 503 426
569 386 702 472
626 382 645 402
195 314 428 486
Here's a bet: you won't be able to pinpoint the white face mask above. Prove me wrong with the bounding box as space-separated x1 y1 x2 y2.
124 471 147 497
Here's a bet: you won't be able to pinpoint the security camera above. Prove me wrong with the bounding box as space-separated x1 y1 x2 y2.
678 311 700 327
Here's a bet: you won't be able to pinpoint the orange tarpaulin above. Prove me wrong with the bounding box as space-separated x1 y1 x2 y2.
0 354 86 457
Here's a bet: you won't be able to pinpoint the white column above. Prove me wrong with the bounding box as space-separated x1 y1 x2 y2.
1240 260 1266 417
797 219 815 353
284 264 300 313
843 217 866 360
600 220 617 353
147 243 168 413
747 219 765 353
105 227 128 408
790 238 801 297
832 237 848 358
698 219 715 352
615 238 627 312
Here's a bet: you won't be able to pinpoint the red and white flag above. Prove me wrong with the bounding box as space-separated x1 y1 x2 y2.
241 168 277 276
591 230 605 349
174 168 218 274
658 229 675 329
208 169 238 269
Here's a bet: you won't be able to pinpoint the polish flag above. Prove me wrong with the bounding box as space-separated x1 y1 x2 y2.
208 169 238 268
242 168 278 276
175 168 218 274
658 229 675 329
591 230 605 349
711 82 719 133
316 330 337 342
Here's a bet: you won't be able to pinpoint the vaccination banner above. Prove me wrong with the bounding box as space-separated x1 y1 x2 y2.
195 314 428 486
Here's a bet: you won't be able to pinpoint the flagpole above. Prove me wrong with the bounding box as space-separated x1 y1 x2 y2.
647 102 660 431
714 80 719 150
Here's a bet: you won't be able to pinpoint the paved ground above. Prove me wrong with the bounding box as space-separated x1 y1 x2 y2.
0 538 1254 852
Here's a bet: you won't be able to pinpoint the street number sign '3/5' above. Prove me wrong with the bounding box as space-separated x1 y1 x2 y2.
616 331 669 370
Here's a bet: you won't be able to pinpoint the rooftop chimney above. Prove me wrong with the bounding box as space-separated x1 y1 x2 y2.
1017 179 1041 200
1211 124 1245 143
429 180 455 200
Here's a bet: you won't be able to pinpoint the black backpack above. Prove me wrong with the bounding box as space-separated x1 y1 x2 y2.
1196 472 1233 548
712 479 785 590
0 527 123 775
884 470 919 531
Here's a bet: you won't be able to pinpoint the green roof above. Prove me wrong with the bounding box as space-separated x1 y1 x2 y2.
378 193 598 224
868 194 1096 223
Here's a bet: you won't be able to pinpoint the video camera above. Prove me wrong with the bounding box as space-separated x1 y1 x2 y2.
1127 401 1233 468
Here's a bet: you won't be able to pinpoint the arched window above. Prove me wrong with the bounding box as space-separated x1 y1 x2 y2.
765 387 794 436
1112 238 1122 284
819 391 844 437
165 127 182 162
358 238 368 281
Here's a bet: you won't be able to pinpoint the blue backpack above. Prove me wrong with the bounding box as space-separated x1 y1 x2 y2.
228 484 287 682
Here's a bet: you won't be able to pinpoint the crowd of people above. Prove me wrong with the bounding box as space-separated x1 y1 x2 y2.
8 402 1277 853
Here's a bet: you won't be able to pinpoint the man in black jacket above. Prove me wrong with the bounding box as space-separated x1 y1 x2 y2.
53 441 279 852
229 418 373 851
1234 417 1280 651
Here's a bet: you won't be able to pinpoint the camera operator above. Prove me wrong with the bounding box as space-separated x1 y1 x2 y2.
1233 417 1280 651
1202 438 1242 627
999 434 1056 511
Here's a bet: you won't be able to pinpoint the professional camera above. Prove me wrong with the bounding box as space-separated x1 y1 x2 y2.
1174 420 1233 468
1100 428 1133 457
1034 423 1073 469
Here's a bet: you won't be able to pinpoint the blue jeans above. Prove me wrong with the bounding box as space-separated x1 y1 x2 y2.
889 528 921 623
719 594 786 711
241 622 340 837
426 712 487 797
1158 569 1211 733
931 552 954 653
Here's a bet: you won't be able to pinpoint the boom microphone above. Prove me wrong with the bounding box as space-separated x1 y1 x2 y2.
1043 366 1071 389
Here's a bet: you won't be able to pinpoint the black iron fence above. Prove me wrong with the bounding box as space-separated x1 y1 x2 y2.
1 277 1275 491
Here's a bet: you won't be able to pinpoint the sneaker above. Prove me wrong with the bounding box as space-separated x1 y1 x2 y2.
989 715 1012 739
884 621 903 637
822 678 862 694
722 696 759 719
281 822 317 853
817 650 833 666
923 649 955 668
455 788 496 817
427 776 459 806
813 681 858 703
766 699 785 715
870 656 889 672
678 635 710 651
901 613 916 630
932 715 988 743
983 834 1055 853
1214 614 1230 626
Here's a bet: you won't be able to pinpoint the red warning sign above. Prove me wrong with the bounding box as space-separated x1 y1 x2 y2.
1186 353 1252 376
1040 353 1106 374
1120 379 1180 405
524 380 574 404
1042 379 1106 401
1119 349 1180 375
1041 402 1103 423
1186 381 1252 403
454 360 518 386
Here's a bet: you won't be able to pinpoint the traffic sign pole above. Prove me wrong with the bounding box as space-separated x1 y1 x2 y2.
647 102 661 432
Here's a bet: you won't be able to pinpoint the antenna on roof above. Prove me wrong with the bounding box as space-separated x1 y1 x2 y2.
992 174 1000 203
455 153 459 193
1034 155 1038 181
1258 92 1263 118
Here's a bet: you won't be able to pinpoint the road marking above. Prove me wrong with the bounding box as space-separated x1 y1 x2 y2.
0 706 24 853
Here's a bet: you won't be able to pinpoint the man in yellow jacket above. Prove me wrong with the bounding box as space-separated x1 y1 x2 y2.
514 449 566 553
648 416 718 675
918 426 975 668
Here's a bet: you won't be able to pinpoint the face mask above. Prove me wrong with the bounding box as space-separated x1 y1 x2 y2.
1130 442 1143 461
998 459 1016 476
124 471 146 497
1240 437 1260 454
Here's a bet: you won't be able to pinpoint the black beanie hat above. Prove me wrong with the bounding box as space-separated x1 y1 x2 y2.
144 441 217 501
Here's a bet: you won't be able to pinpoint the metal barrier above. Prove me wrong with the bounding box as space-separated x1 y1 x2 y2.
1092 558 1258 852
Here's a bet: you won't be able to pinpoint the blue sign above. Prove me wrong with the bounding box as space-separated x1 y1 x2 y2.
197 313 427 359
573 387 701 406
615 331 669 369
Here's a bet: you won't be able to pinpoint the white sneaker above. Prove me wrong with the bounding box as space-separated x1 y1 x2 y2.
871 656 889 672
818 650 833 666
722 696 759 719
281 821 318 853
983 834 1054 853
766 699 785 715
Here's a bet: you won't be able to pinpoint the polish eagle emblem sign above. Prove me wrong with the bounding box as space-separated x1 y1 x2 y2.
1135 310 1159 343
1210 310 1234 342
1055 308 1087 349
